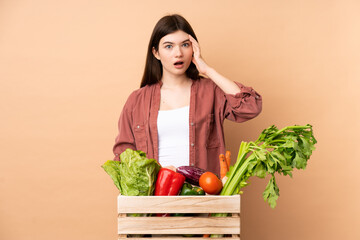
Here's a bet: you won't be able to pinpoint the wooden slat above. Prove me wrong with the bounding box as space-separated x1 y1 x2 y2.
118 216 240 235
117 195 240 214
118 214 127 239
232 213 241 239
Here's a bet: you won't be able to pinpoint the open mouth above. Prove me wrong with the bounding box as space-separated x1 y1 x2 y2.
174 61 184 65
174 61 184 69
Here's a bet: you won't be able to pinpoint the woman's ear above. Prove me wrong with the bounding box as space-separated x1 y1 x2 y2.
152 47 160 60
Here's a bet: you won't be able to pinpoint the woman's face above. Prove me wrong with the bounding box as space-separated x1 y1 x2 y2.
153 30 193 78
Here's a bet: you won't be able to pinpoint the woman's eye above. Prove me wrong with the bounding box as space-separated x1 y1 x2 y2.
165 45 172 49
183 43 190 47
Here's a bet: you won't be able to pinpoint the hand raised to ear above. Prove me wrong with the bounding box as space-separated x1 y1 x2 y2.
189 35 209 76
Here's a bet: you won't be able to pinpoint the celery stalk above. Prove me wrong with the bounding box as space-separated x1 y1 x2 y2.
210 124 317 238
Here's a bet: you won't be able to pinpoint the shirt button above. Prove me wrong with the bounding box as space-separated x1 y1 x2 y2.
190 122 194 126
191 143 194 147
191 163 194 166
137 125 140 129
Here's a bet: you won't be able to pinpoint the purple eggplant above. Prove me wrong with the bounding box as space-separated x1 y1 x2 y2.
176 166 207 186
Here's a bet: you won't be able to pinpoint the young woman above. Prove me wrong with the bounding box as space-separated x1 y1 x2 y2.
113 14 262 175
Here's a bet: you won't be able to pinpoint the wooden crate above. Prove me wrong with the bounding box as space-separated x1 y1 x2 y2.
117 195 240 239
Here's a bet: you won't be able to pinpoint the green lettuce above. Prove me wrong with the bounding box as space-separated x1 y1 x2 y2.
102 149 161 196
101 160 122 191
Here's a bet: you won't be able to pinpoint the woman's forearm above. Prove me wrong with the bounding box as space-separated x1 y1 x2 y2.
205 67 241 95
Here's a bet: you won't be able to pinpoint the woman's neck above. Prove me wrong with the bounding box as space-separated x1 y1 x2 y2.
161 74 191 89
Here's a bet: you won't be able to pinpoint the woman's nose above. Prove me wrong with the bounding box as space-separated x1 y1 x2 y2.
174 45 183 57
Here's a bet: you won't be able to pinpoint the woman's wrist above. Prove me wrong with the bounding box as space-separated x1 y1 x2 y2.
203 66 215 78
205 68 241 95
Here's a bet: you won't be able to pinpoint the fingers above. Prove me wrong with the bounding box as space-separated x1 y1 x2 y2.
189 34 200 48
189 35 200 51
188 34 198 45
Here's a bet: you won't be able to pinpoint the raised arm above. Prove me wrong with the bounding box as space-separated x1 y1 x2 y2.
189 34 241 95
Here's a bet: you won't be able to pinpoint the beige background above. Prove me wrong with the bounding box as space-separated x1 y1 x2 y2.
1 0 359 239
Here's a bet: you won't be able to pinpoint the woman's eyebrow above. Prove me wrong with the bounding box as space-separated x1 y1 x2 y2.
162 39 190 45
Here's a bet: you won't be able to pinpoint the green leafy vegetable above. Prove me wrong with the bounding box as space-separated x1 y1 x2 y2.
221 124 316 207
102 149 161 196
211 124 317 237
101 160 122 191
102 149 161 237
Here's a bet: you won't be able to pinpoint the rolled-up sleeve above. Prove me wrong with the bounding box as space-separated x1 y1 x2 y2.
221 82 262 122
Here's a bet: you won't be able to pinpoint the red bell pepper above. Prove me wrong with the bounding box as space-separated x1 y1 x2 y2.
154 168 186 217
154 168 186 196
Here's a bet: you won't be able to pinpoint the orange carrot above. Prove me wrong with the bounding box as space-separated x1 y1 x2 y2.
225 151 231 171
219 154 228 179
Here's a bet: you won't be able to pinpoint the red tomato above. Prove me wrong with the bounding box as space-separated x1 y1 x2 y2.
199 172 223 195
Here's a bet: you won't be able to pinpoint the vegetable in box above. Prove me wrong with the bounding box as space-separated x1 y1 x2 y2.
102 149 161 196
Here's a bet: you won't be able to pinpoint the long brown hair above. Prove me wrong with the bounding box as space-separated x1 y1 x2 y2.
140 14 200 88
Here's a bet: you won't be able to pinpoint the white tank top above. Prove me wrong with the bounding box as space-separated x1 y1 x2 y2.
157 106 189 168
